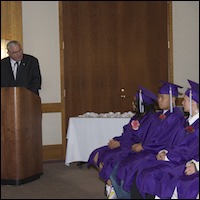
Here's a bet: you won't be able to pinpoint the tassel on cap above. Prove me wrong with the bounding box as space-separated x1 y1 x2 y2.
135 86 157 113
139 89 144 113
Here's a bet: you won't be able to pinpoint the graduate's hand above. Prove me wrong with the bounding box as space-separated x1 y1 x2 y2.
185 162 196 175
108 139 120 149
156 151 166 160
131 143 143 152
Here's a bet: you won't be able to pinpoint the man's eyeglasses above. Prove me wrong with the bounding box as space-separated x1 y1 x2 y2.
9 49 22 55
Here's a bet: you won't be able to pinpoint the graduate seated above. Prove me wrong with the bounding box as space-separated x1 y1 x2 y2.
87 86 158 199
130 79 199 199
170 160 199 199
109 81 186 199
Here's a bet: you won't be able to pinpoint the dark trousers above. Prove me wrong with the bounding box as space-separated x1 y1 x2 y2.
130 176 155 199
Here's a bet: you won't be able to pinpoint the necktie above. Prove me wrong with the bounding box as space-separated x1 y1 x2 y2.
13 62 19 80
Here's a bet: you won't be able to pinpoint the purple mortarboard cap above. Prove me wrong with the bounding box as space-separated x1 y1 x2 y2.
135 86 157 104
138 85 157 104
185 79 199 103
159 81 183 97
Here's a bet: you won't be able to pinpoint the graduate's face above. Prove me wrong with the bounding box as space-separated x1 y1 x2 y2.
182 94 199 114
157 94 170 110
182 95 190 112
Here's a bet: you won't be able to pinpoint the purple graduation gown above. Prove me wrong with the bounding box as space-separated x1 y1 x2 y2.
174 169 199 199
87 111 156 181
135 118 199 199
114 107 186 192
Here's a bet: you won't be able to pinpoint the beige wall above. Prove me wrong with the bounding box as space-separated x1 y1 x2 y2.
22 1 61 104
172 1 199 95
22 1 62 145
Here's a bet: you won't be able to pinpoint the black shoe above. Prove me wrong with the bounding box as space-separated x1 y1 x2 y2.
146 193 155 199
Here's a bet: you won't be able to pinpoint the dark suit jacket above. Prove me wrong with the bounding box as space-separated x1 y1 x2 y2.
1 54 42 96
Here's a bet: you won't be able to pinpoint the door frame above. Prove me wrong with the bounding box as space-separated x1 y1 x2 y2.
58 0 174 159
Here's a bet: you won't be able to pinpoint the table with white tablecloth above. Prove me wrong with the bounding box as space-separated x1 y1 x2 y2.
65 117 131 166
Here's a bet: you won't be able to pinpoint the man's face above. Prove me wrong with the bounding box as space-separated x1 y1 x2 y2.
7 44 23 61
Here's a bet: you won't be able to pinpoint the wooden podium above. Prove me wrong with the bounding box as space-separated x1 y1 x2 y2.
1 87 43 185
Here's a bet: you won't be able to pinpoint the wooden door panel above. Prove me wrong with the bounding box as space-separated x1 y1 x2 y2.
64 1 119 117
117 1 168 111
63 1 168 117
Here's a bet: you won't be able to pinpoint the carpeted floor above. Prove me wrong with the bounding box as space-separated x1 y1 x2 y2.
1 161 107 199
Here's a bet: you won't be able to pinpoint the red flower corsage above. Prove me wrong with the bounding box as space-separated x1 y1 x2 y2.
159 114 166 119
185 125 194 133
131 120 140 130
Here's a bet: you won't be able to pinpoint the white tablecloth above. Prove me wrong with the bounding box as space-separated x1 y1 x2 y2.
65 117 130 166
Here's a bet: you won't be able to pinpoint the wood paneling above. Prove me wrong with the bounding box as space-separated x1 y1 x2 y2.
117 1 169 110
41 103 62 113
167 1 174 82
63 1 170 120
1 1 22 44
43 144 65 161
58 2 67 162
177 97 184 106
